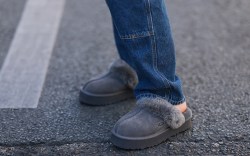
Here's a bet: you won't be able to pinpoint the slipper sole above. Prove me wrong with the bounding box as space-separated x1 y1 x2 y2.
110 119 192 149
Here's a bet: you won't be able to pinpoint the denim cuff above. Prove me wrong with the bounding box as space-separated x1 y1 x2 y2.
136 93 186 105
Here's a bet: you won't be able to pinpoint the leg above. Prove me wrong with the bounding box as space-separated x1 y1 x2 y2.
106 0 192 149
107 0 185 105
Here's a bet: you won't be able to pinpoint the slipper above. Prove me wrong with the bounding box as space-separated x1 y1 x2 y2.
110 97 192 149
79 59 138 105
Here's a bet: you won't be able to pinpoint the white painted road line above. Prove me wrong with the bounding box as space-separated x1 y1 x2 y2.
0 0 65 108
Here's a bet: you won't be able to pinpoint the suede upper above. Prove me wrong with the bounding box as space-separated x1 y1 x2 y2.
83 73 128 94
113 97 192 138
82 59 138 95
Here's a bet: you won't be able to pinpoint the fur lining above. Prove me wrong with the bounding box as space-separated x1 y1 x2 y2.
137 97 185 129
109 59 138 89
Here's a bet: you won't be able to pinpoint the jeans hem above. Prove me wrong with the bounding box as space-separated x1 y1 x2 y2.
136 93 186 105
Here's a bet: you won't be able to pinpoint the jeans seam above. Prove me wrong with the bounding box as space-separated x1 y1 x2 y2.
120 31 154 40
112 0 154 40
147 0 172 101
112 21 123 39
114 21 153 39
144 0 152 33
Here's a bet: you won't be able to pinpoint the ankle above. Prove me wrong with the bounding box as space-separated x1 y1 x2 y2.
174 102 187 113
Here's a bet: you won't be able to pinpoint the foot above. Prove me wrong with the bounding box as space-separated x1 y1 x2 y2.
79 59 138 105
111 97 192 149
175 102 187 113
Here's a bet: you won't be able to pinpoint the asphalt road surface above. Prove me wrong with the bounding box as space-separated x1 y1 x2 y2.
0 0 250 155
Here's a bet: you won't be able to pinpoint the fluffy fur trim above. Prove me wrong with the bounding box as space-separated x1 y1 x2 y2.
137 97 185 129
109 59 138 89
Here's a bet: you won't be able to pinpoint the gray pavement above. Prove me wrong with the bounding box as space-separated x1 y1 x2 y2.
0 0 26 68
0 0 250 155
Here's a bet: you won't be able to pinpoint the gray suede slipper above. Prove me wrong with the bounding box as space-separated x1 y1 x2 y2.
110 97 192 149
79 59 138 105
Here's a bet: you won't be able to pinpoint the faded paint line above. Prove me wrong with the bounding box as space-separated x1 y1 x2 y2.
0 0 65 108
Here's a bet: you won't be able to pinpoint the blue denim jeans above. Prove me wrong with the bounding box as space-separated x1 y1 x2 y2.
106 0 185 105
